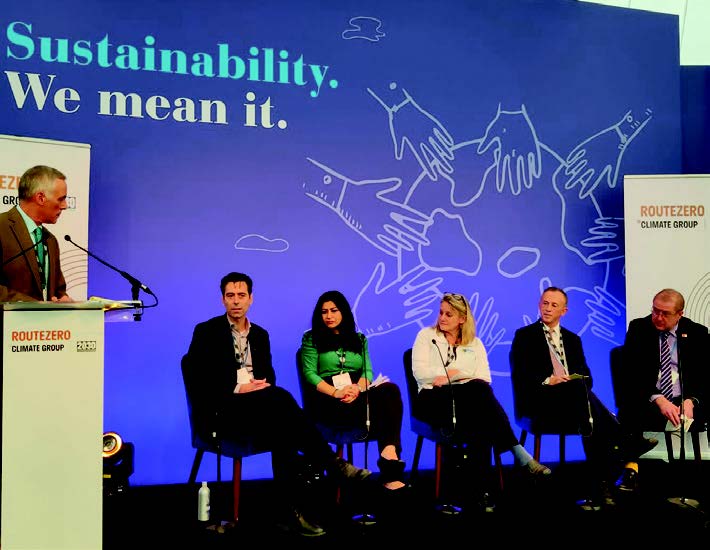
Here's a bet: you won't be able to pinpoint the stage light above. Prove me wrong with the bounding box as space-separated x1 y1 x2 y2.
103 432 134 496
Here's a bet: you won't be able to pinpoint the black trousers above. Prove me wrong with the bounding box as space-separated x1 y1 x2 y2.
415 380 518 499
305 381 404 456
219 385 337 508
415 379 519 453
532 380 635 485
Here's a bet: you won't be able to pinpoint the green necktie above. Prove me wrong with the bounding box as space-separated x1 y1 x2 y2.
34 226 46 289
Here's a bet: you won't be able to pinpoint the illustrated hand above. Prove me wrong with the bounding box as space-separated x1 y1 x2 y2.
578 217 625 263
580 286 625 344
560 109 652 199
477 105 541 195
553 162 623 265
467 292 506 354
368 86 455 180
304 158 429 257
354 263 443 337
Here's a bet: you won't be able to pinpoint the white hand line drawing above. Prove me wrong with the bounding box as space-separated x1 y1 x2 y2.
303 157 429 257
354 263 443 337
477 104 542 195
561 108 653 199
368 84 455 181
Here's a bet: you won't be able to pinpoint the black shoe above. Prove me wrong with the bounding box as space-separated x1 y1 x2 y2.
435 502 463 515
576 498 601 511
278 510 326 537
601 484 617 508
478 492 496 513
332 456 371 482
615 468 638 492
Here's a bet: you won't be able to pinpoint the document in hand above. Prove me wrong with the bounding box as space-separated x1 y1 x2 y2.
666 416 693 434
365 372 390 390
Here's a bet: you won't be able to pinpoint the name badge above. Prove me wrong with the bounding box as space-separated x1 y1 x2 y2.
332 372 351 390
237 367 252 384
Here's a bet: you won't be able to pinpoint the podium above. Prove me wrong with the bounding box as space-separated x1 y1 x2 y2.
0 301 131 550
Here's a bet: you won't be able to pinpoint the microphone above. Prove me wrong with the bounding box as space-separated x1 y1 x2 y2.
64 235 156 301
432 338 456 430
2 231 48 267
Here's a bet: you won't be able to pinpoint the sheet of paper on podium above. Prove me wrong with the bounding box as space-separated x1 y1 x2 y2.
89 296 144 321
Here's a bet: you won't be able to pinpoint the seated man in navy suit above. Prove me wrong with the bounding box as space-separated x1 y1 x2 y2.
618 288 708 491
511 286 656 510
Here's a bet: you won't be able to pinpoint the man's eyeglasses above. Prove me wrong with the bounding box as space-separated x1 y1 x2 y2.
651 307 679 318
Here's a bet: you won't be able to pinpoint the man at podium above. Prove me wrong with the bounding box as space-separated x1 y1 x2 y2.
0 165 75 538
0 165 74 303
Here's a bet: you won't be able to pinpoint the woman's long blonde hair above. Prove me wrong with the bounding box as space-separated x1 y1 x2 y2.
435 293 476 345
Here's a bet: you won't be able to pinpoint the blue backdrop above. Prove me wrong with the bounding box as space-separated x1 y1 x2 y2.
1 0 682 484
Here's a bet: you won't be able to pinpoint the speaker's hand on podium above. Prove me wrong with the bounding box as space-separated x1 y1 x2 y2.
51 294 74 303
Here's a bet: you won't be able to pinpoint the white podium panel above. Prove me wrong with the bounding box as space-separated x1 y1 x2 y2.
2 302 104 550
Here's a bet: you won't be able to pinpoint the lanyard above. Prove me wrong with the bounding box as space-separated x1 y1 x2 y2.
543 324 566 369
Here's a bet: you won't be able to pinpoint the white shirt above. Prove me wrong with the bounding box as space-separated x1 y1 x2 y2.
411 326 491 391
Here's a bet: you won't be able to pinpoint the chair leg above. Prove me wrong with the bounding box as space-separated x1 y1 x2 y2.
232 457 242 523
188 449 204 484
335 444 345 504
519 430 528 447
347 443 354 464
411 435 424 480
434 443 443 500
691 431 702 465
559 435 566 464
533 435 542 461
664 432 675 462
494 451 504 491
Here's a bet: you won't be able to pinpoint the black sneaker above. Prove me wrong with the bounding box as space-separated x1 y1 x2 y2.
278 510 326 537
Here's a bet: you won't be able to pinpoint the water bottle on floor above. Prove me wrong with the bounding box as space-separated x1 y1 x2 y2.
198 481 210 522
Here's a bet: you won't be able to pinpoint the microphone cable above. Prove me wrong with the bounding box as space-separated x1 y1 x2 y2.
432 338 456 436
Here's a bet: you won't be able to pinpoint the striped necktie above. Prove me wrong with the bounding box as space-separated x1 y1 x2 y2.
34 226 46 290
659 331 673 400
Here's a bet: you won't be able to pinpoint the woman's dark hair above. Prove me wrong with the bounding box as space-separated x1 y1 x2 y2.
310 290 363 353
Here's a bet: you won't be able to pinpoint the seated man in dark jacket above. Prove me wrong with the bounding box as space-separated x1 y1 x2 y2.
511 287 657 509
618 288 708 490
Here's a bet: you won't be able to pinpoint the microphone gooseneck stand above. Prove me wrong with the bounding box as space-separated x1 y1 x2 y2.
432 338 462 516
1 232 48 267
352 373 376 526
667 350 700 511
64 235 158 320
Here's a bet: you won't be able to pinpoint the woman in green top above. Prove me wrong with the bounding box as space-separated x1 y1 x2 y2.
300 290 407 490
